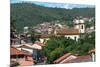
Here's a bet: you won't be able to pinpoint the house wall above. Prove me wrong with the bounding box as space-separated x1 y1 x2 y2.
79 24 85 33
39 38 49 43
65 35 80 40
21 48 33 53
75 25 80 29
91 53 95 62
40 39 44 43
74 24 85 33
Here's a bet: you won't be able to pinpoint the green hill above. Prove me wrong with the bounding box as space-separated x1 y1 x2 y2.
11 3 95 32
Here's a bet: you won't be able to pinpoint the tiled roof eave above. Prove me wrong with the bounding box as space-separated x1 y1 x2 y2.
57 33 80 35
53 53 72 63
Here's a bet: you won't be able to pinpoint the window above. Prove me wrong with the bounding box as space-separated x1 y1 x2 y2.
81 25 83 29
74 36 76 40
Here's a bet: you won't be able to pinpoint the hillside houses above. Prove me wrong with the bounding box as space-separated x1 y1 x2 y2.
31 18 86 42
10 47 34 66
10 17 95 45
53 49 95 64
10 16 95 66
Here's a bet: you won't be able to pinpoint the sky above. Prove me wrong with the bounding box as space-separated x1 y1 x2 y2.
11 0 95 9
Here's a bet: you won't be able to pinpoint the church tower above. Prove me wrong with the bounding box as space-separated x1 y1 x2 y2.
73 18 85 33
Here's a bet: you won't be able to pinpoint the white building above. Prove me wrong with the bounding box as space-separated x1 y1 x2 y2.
24 26 29 34
54 28 80 41
73 19 85 33
32 18 86 41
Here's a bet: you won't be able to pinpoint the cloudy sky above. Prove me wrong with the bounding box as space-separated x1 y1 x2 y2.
11 0 95 9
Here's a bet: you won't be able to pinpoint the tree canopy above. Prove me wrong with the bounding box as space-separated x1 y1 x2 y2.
40 32 95 64
11 3 95 32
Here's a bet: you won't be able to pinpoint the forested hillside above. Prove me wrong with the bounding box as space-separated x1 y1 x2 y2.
11 3 95 32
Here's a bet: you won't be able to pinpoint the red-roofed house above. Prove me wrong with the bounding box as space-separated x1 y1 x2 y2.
15 42 44 62
53 51 94 64
54 28 80 40
10 47 34 66
64 55 92 63
53 53 77 64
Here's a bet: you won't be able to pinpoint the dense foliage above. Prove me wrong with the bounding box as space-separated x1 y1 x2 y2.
40 32 95 64
11 3 95 32
85 19 95 28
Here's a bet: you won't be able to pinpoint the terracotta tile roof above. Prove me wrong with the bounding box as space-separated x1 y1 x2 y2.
10 47 32 57
32 28 79 38
64 55 92 63
21 50 32 57
53 53 72 63
56 28 80 35
40 34 51 38
10 47 25 55
32 34 50 38
20 61 34 66
89 49 95 53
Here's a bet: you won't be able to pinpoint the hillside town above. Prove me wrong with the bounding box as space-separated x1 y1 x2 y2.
10 16 95 66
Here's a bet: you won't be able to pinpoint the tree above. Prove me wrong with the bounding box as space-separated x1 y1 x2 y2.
11 3 95 32
76 32 95 55
40 31 95 63
11 16 16 32
40 36 78 63
48 47 64 63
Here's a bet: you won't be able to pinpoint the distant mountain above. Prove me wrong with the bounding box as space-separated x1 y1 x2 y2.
30 1 95 9
11 3 95 32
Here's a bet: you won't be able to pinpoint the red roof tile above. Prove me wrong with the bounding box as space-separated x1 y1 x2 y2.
10 47 25 55
22 50 32 57
20 61 34 66
64 55 91 63
89 49 95 53
56 28 80 35
53 53 72 63
33 34 51 38
10 47 32 57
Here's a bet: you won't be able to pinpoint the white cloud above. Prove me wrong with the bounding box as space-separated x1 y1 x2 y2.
11 0 95 5
11 0 95 9
63 4 70 9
